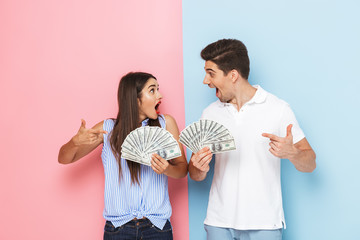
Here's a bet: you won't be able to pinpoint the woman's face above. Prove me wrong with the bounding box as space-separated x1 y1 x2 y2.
138 78 163 121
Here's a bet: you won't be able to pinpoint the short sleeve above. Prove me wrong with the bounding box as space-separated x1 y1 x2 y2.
103 119 115 134
101 119 115 163
279 104 305 144
200 106 211 120
200 110 207 120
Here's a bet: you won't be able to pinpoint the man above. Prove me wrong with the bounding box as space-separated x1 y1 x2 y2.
188 39 316 240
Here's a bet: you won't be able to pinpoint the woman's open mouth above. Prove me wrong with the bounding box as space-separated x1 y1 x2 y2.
155 101 161 114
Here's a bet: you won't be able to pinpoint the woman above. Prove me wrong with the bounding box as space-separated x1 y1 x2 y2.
58 72 188 240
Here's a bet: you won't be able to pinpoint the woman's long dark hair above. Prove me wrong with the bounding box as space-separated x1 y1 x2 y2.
110 72 161 185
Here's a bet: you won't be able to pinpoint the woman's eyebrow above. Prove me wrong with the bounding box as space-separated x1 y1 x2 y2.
148 84 158 89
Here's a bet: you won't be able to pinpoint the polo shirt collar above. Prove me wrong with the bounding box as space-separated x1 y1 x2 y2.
247 85 267 104
217 85 267 107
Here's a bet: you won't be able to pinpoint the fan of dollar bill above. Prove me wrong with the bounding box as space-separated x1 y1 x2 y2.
179 119 236 153
121 126 182 166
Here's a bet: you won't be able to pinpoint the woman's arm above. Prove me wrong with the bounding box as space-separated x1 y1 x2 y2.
150 114 188 178
58 120 107 164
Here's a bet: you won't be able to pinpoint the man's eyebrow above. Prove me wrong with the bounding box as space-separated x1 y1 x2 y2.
205 68 216 72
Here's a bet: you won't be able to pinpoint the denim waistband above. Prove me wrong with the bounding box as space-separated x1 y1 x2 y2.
106 218 151 228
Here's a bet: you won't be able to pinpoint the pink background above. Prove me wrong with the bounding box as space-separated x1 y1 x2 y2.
0 0 188 239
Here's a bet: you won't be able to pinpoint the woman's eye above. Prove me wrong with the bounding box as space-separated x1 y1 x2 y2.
150 89 154 93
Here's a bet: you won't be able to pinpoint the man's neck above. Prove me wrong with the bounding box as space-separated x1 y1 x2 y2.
229 81 257 111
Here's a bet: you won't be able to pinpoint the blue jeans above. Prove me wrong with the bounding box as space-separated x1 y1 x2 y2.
204 224 282 240
103 218 173 240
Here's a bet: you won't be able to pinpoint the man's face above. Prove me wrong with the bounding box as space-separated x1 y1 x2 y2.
203 61 234 102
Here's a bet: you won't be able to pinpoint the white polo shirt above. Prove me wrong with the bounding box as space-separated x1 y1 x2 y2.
202 85 305 230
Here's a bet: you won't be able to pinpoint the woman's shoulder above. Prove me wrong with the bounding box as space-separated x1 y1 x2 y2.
102 119 116 131
162 114 174 122
162 114 179 130
162 114 177 125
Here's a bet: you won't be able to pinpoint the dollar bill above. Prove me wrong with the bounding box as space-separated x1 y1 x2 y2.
202 138 236 153
179 119 236 154
179 137 197 153
147 137 178 152
205 124 228 141
121 151 151 166
146 127 160 147
122 141 142 156
121 126 182 166
180 128 199 153
179 133 196 153
129 129 143 152
148 144 182 161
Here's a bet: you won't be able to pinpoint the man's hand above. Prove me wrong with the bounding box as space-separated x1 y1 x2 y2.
190 147 213 173
262 124 300 159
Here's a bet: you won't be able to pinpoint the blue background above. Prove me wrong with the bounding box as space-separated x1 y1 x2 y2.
183 0 360 239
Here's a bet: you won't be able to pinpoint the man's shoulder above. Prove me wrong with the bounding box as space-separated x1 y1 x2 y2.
263 89 289 108
202 100 223 117
203 100 221 111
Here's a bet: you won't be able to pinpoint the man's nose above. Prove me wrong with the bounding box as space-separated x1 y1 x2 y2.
203 77 210 85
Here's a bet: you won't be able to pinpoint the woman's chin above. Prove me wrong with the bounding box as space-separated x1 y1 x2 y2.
148 113 158 120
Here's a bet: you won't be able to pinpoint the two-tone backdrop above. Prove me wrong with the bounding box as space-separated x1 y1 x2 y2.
1 0 359 239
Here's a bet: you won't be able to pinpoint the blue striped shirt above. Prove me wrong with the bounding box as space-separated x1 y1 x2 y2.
101 115 171 230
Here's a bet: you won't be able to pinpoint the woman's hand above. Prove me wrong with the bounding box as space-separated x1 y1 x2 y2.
72 119 107 146
151 153 170 175
58 120 106 164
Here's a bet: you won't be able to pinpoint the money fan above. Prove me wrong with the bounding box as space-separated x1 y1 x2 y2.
121 126 182 166
179 119 236 153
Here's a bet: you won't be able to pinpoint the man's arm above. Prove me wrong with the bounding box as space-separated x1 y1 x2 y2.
262 124 316 172
188 147 213 181
288 137 316 172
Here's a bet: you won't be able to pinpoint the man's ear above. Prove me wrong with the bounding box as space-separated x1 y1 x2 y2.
229 69 240 83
